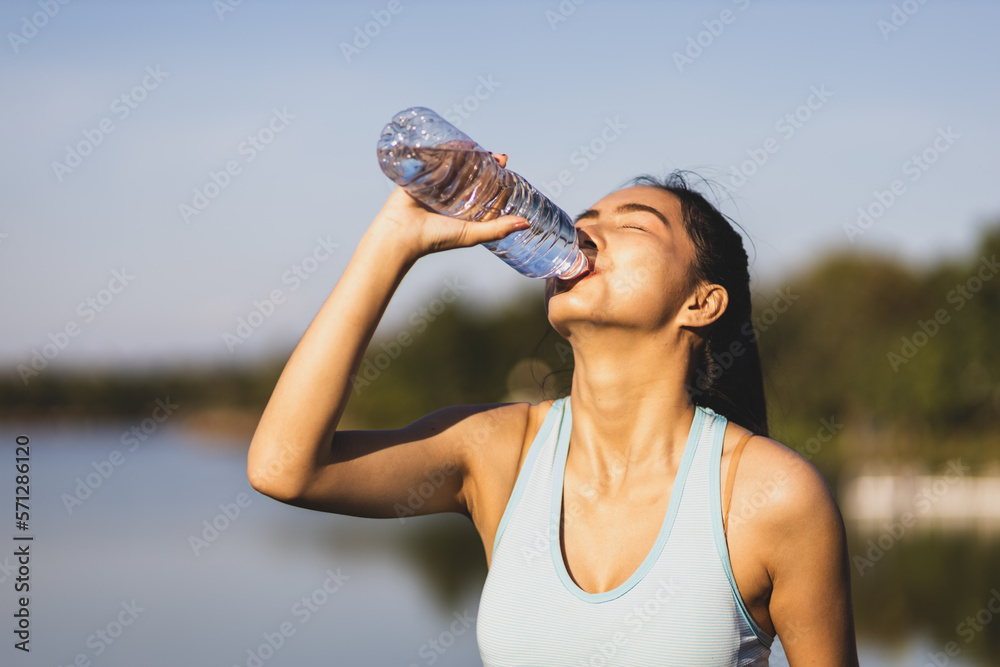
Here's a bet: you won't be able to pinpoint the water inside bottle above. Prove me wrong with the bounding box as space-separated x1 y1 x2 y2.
377 140 588 279
377 141 513 221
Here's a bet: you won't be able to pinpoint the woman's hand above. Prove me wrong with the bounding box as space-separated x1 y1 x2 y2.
249 155 532 517
368 153 529 263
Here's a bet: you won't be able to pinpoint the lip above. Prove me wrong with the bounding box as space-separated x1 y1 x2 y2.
555 259 599 289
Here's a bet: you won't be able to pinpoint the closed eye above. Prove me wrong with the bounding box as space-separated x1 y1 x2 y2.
617 224 647 231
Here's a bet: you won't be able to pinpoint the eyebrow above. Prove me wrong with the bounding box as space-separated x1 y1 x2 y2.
574 202 671 228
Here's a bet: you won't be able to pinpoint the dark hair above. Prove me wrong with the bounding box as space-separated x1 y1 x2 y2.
629 171 770 438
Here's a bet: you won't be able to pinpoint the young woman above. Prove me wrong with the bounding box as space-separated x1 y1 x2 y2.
247 155 859 665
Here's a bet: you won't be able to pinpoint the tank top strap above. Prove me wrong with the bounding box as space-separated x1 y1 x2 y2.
723 431 755 535
478 400 774 666
489 397 568 559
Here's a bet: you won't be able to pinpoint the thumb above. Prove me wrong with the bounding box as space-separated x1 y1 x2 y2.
462 215 530 245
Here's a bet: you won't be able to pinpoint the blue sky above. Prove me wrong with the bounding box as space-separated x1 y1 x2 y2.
1 0 998 370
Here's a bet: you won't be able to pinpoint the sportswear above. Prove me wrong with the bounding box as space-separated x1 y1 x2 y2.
477 396 773 666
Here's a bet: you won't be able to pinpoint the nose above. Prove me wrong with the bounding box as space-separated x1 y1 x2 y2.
576 225 599 251
574 226 599 274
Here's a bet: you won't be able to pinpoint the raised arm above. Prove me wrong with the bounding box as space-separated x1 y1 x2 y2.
247 165 530 518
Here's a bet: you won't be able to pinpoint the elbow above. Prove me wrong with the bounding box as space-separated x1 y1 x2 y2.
247 465 303 504
246 442 304 504
247 463 280 500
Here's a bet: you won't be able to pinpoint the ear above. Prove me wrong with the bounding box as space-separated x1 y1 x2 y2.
677 283 728 329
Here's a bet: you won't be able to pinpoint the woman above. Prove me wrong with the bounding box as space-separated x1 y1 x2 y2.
247 155 859 665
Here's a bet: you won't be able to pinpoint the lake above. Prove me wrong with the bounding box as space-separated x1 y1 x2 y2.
0 421 993 666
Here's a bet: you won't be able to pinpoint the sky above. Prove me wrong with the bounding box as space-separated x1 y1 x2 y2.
1 0 998 372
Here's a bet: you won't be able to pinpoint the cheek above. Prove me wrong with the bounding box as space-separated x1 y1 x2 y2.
607 248 669 300
608 248 690 318
608 265 654 299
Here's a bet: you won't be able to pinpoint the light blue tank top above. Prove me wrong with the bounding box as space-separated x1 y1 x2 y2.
477 397 773 666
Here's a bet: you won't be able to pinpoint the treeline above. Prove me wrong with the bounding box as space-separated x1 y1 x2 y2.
757 223 1000 472
3 222 998 474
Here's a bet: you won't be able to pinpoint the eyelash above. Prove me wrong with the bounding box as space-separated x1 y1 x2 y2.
617 224 646 231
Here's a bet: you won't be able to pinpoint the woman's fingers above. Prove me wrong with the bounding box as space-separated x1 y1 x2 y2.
374 161 524 256
459 214 528 246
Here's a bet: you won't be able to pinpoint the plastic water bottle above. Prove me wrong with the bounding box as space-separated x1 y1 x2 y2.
376 107 588 280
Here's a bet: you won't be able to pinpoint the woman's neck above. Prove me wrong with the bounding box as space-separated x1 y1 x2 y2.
564 328 699 489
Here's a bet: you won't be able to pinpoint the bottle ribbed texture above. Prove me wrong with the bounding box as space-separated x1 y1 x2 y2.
377 107 587 279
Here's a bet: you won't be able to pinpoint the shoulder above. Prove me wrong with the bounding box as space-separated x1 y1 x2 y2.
725 430 859 661
726 429 847 568
454 399 560 542
448 398 559 486
462 398 559 471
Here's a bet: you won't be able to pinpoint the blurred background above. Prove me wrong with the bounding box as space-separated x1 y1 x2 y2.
1 1 999 665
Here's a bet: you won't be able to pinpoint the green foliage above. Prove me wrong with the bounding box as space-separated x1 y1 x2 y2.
2 221 998 467
344 286 571 428
757 221 1000 467
4 222 999 660
0 360 285 422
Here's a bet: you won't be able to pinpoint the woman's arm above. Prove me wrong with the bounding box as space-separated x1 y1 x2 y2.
247 169 530 518
763 449 860 666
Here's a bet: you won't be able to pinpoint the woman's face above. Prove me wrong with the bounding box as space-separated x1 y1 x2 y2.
545 185 699 338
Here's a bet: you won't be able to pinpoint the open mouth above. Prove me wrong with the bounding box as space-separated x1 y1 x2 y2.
555 258 598 289
578 254 599 278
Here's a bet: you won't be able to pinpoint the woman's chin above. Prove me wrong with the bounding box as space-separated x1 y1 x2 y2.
545 294 603 330
547 273 597 306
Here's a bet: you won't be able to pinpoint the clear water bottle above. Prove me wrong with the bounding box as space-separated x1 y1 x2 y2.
376 107 588 280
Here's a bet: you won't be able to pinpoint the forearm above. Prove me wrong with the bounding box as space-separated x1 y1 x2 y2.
247 175 527 500
247 221 416 496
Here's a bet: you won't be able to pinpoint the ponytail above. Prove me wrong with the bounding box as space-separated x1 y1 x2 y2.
630 172 769 437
